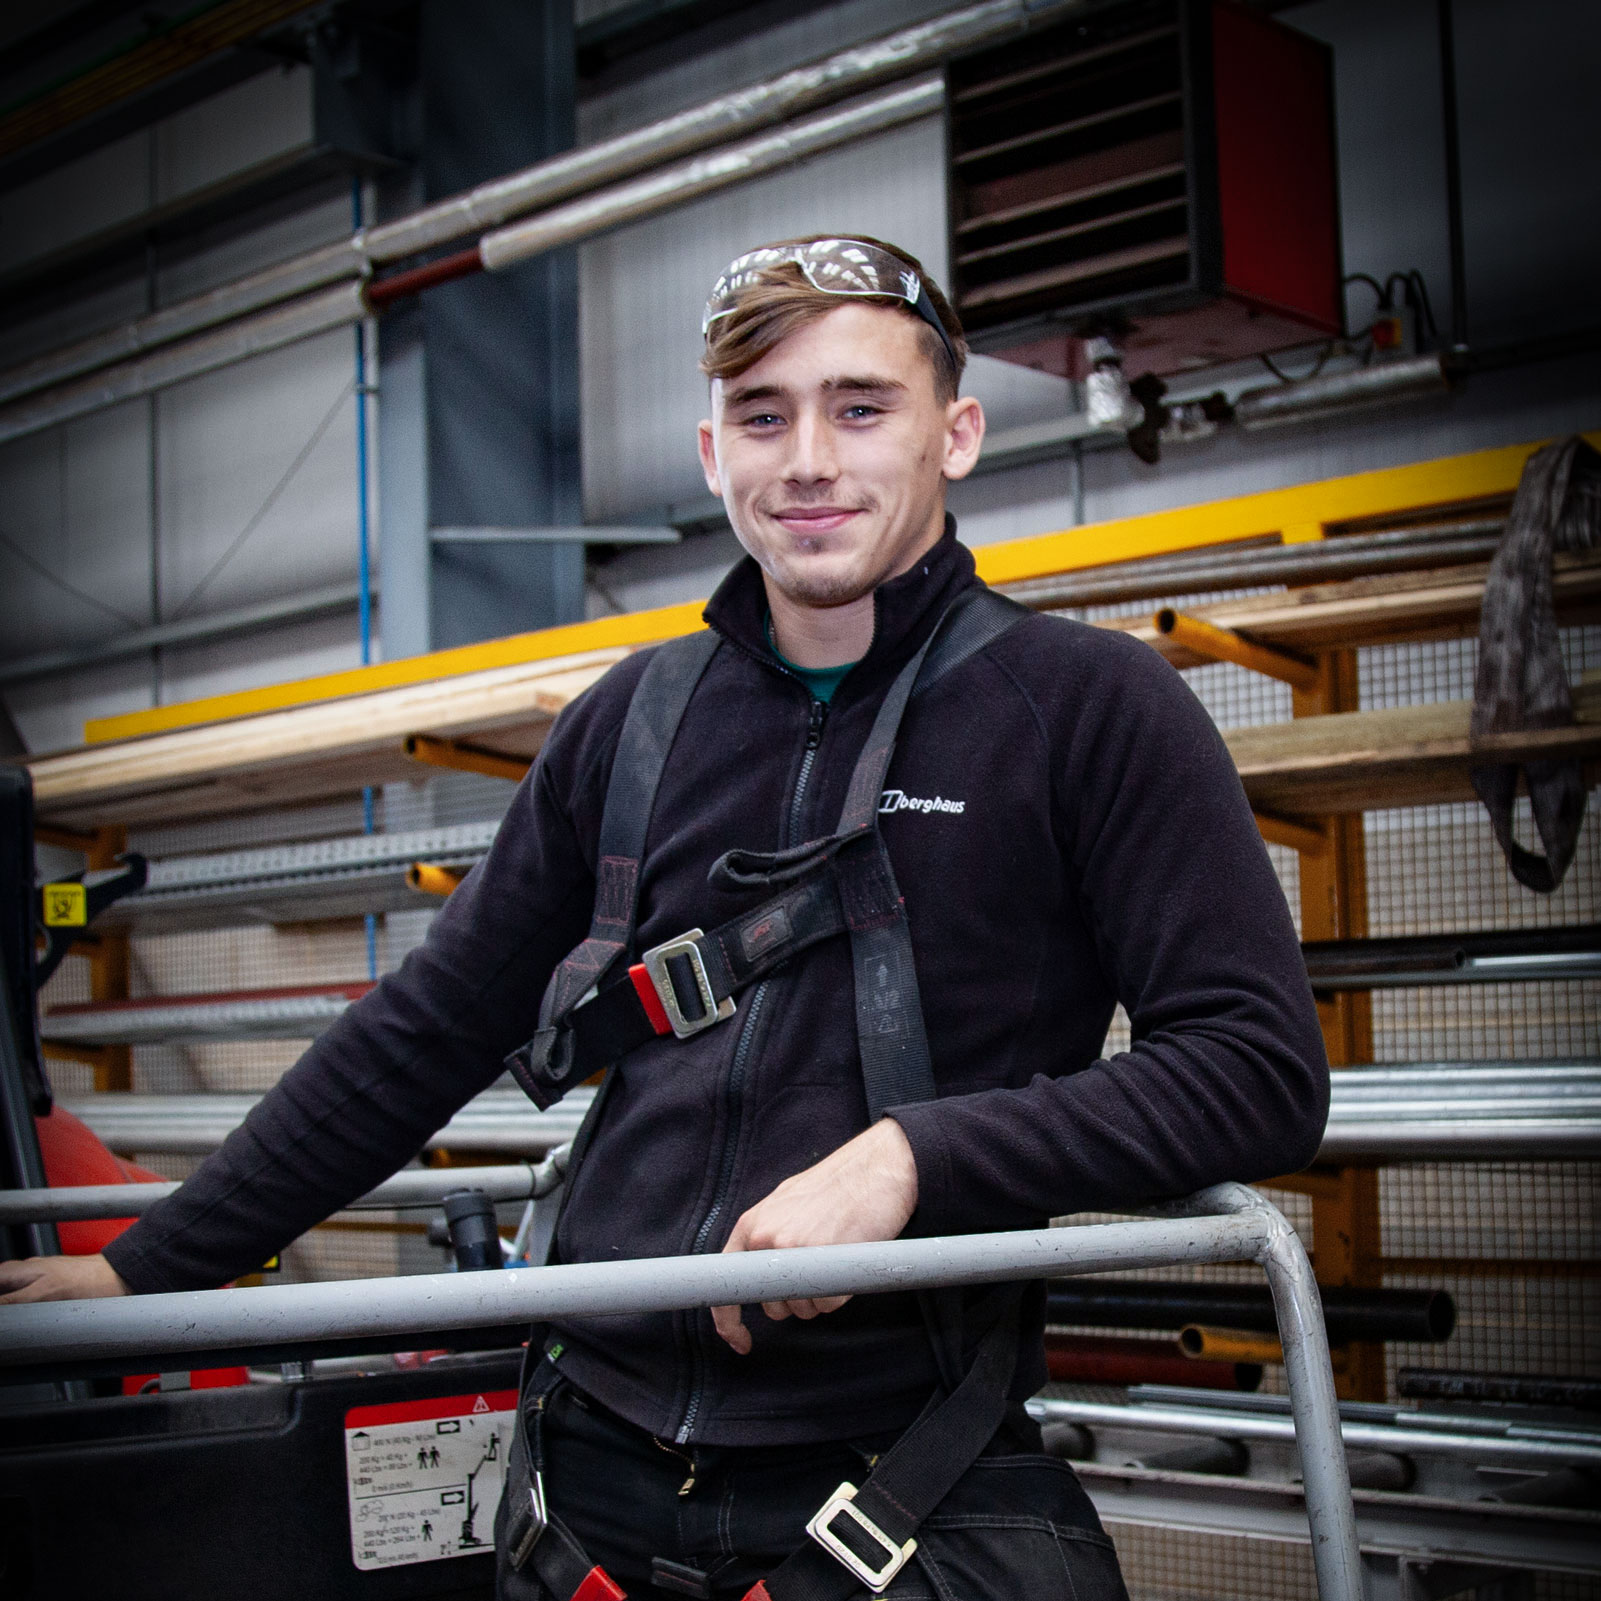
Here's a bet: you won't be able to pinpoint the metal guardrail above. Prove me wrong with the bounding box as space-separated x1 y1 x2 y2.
0 1184 1363 1600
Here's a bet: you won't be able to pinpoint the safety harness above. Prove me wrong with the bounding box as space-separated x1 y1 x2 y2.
502 587 1029 1599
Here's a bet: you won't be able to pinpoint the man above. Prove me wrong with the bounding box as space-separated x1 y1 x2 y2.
1 237 1328 1598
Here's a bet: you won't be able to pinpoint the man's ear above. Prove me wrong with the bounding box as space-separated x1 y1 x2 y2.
697 419 723 498
941 395 985 482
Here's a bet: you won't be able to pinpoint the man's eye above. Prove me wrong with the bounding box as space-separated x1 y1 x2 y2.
841 404 881 420
742 413 784 428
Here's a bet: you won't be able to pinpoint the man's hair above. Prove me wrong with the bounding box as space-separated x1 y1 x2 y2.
700 235 968 403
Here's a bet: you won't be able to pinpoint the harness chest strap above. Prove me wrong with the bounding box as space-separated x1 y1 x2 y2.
505 587 1027 1114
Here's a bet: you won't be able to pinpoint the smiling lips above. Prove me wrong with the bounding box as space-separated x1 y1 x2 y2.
770 506 863 534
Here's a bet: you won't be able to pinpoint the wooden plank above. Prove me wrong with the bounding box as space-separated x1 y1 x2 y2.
30 647 628 830
1101 554 1601 667
1226 678 1601 814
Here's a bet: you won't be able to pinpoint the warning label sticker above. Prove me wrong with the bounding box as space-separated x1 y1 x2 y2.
344 1389 518 1570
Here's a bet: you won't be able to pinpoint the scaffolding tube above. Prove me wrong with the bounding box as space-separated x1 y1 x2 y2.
0 1184 1365 1601
0 1158 564 1226
59 1061 1601 1161
1028 1397 1601 1474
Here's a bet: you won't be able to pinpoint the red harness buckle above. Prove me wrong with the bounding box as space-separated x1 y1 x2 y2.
628 962 674 1036
573 1566 627 1601
739 1585 773 1601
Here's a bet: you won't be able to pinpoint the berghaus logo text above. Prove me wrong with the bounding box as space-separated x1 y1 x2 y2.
879 789 965 815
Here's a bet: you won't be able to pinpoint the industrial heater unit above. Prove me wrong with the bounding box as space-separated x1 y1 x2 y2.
947 0 1342 380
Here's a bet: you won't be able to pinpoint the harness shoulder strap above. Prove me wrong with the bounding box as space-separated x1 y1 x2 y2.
506 630 718 1108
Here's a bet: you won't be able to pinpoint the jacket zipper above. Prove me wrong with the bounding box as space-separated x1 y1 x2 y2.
675 692 828 1445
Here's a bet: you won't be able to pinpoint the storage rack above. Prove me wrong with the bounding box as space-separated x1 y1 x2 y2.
25 432 1601 1595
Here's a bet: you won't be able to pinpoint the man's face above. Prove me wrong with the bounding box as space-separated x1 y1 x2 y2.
698 303 984 610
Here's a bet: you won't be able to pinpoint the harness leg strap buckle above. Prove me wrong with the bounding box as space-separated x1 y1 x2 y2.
508 1464 548 1569
805 1481 917 1593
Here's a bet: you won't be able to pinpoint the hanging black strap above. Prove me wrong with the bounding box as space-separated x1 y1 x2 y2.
749 1294 1021 1601
505 1350 627 1601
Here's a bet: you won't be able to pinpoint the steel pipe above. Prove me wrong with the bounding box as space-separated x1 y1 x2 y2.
1233 354 1452 430
479 77 943 273
1398 1370 1601 1412
1045 1281 1456 1344
1044 1331 1262 1391
0 1162 544 1225
996 520 1505 611
0 76 942 446
1028 1397 1601 1473
42 987 366 1047
0 282 366 448
0 0 1061 421
360 0 1038 264
62 1088 589 1157
0 237 371 408
61 1062 1601 1161
1303 925 1601 989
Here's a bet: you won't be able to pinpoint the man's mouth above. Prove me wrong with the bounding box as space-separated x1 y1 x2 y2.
769 506 863 534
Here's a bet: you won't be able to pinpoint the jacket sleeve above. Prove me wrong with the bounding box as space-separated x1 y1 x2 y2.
102 687 623 1294
889 631 1330 1233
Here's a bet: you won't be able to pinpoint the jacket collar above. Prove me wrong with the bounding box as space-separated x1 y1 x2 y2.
702 515 978 686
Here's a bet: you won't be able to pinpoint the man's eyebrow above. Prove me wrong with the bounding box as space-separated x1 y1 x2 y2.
821 375 907 397
723 382 786 407
721 375 909 408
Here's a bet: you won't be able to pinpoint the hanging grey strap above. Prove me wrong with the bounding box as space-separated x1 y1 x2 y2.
1471 436 1600 892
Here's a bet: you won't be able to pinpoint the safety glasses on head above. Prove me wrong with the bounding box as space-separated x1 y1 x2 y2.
702 238 959 374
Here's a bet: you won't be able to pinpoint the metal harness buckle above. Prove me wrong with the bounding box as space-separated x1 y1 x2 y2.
640 929 736 1039
805 1481 916 1594
509 1466 548 1569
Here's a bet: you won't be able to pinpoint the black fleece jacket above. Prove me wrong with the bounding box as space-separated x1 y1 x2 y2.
104 525 1329 1446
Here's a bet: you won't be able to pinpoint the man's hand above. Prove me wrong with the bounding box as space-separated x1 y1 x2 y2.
711 1118 918 1354
0 1253 130 1304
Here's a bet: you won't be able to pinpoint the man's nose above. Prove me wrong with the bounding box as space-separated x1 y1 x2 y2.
783 408 839 485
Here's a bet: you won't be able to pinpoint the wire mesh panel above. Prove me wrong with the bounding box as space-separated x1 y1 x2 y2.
1107 1526 1320 1601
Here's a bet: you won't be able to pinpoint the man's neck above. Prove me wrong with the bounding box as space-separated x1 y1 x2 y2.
765 587 874 669
763 514 946 668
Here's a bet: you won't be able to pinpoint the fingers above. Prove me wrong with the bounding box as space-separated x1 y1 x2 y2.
758 1294 851 1322
0 1261 45 1305
0 1253 130 1304
710 1302 752 1354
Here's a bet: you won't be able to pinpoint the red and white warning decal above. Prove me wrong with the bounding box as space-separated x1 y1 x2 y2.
344 1389 518 1570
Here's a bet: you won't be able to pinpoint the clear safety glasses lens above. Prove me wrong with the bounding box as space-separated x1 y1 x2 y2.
702 240 924 334
701 239 958 373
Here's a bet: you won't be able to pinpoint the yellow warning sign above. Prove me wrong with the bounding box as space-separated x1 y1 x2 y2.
42 882 88 927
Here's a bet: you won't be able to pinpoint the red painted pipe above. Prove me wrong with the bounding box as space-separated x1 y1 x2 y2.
364 246 485 311
1045 1332 1262 1392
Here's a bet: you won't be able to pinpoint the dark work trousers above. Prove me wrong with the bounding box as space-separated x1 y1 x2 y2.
495 1376 1129 1600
